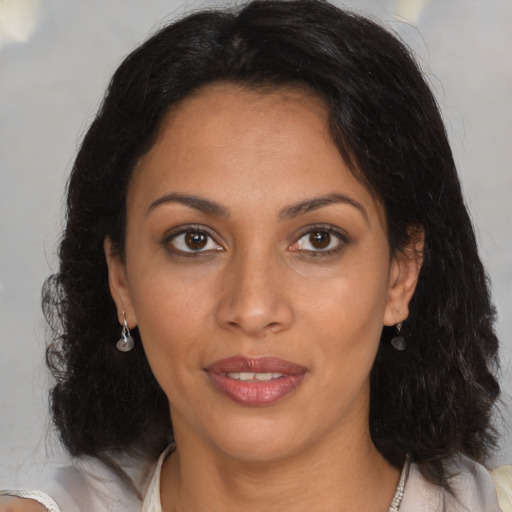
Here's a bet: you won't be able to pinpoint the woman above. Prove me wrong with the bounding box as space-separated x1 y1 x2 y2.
0 0 506 510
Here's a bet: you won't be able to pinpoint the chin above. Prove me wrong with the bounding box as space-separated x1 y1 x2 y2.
204 414 312 463
219 438 304 464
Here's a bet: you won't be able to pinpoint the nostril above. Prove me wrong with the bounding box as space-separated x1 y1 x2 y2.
215 279 294 336
224 319 284 335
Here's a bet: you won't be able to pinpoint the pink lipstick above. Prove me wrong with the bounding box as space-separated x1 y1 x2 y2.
205 356 306 406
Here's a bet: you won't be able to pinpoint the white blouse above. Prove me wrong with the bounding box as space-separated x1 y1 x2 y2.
1 447 506 511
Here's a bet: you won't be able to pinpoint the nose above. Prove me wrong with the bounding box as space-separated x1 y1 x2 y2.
215 249 294 337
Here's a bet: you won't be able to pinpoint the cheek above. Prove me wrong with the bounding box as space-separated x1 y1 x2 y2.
299 295 385 427
127 263 219 382
298 251 390 340
297 250 390 384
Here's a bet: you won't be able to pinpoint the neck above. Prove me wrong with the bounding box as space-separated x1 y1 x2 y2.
160 426 400 512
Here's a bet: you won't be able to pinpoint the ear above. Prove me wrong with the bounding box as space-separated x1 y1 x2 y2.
104 237 137 328
383 227 424 327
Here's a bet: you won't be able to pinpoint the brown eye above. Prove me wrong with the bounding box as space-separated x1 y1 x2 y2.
185 231 207 250
290 227 346 255
309 231 331 249
167 228 222 254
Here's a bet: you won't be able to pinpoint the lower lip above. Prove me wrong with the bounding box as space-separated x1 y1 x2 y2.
206 372 305 406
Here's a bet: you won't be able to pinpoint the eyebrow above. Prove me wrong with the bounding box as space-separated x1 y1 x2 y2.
146 191 369 225
279 193 369 225
146 193 229 217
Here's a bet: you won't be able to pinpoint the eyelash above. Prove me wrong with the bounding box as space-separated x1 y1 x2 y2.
290 224 350 257
163 225 222 257
162 224 350 258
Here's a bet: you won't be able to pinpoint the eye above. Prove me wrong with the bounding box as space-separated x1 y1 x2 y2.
166 228 223 254
290 227 347 255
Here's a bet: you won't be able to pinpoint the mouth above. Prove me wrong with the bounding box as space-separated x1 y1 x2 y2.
205 356 307 406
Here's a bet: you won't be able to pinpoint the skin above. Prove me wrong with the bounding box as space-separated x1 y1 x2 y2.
1 84 422 512
0 497 46 512
102 83 423 512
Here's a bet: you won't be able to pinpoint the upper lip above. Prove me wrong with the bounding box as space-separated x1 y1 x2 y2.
205 356 307 375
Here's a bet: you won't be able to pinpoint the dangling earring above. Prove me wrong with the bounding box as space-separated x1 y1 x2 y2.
390 321 406 351
116 311 134 352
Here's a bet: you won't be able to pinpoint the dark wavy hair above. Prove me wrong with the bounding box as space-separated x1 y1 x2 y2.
44 0 500 488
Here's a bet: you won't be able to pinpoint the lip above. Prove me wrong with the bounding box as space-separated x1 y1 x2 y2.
205 356 307 407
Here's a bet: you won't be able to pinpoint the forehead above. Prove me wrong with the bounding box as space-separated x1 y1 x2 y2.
129 83 383 224
137 83 333 172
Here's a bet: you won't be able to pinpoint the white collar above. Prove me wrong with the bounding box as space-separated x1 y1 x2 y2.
141 445 174 512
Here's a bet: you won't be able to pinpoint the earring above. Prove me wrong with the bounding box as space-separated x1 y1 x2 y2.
390 321 406 351
116 311 134 352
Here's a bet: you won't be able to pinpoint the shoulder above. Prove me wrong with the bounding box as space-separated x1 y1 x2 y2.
491 465 512 512
0 495 48 512
1 452 158 512
400 455 502 512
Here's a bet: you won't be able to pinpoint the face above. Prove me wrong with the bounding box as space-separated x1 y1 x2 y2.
106 84 421 462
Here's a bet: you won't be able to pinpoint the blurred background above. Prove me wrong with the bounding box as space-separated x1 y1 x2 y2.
1 0 511 486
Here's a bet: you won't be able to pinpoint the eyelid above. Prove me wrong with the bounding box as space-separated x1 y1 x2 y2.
162 224 224 254
289 224 350 254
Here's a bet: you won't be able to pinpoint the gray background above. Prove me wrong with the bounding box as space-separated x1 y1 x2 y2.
1 0 511 486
